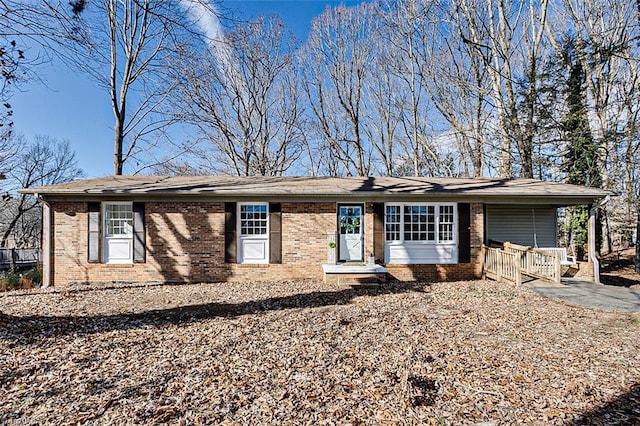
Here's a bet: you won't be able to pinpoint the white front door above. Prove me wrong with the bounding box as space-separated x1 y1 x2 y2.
338 205 363 262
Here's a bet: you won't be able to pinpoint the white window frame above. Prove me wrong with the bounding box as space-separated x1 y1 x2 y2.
385 202 458 264
237 202 269 264
102 202 133 264
385 203 457 244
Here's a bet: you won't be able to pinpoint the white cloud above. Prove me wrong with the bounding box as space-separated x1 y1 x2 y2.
179 0 237 81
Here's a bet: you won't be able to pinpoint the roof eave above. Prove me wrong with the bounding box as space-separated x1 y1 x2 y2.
32 191 609 206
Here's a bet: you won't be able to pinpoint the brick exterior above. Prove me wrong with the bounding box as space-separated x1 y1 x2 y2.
47 200 485 286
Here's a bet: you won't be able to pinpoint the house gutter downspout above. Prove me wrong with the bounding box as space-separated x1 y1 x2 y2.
40 197 52 288
590 195 611 285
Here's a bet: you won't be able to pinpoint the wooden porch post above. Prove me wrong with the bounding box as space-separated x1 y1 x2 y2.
588 205 601 284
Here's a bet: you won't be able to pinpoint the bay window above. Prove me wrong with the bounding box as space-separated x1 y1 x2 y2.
385 203 458 264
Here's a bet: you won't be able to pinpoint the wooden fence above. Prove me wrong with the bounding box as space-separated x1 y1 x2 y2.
483 242 562 285
0 248 40 270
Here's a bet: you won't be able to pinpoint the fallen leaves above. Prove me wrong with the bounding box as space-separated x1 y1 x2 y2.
0 280 639 424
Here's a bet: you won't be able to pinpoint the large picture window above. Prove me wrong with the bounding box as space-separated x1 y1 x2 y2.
384 203 458 264
386 203 456 243
403 205 435 241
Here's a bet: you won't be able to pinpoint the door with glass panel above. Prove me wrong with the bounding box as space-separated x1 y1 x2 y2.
238 203 269 263
338 205 363 262
103 202 133 263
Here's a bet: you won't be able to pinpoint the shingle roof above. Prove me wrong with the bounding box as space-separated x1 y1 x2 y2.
20 175 611 205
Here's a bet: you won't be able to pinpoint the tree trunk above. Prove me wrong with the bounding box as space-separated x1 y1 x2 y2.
635 203 640 272
113 121 124 175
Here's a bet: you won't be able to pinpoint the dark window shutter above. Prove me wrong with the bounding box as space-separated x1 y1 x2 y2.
133 202 146 263
224 202 237 263
269 202 282 264
373 203 385 263
458 203 471 263
88 202 100 263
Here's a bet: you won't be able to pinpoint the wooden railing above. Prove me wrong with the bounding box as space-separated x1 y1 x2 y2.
483 246 522 285
0 248 41 270
504 242 561 284
483 242 562 285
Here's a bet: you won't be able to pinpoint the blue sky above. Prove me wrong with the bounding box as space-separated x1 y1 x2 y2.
10 1 363 178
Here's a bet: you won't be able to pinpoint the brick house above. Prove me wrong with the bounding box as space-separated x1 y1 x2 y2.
21 176 609 287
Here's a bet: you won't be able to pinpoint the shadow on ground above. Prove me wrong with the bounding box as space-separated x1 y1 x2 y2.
572 383 640 425
1 282 429 343
600 274 640 289
600 251 640 288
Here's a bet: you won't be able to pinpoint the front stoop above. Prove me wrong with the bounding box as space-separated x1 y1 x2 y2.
322 264 388 285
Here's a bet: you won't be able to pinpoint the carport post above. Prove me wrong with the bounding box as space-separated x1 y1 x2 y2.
588 205 600 284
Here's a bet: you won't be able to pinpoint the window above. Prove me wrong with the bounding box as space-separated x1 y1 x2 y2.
439 205 455 242
105 203 133 237
339 206 361 235
384 203 459 264
385 205 401 241
238 203 269 264
403 205 435 241
240 204 268 235
385 203 456 243
103 202 134 264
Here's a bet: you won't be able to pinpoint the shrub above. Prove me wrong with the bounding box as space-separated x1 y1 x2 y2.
0 267 42 292
23 267 42 284
0 272 20 290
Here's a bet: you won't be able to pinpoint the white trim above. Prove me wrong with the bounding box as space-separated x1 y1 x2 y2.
237 202 269 264
102 201 133 264
384 202 459 264
337 203 364 262
42 202 51 287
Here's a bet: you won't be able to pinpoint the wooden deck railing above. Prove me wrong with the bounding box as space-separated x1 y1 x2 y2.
483 242 562 285
0 248 41 270
483 246 522 285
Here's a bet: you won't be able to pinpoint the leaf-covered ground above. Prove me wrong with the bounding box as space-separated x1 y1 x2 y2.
1 280 639 425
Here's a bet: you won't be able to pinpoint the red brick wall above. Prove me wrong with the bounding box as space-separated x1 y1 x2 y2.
47 200 485 286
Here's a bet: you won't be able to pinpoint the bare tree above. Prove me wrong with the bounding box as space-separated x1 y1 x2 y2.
544 0 640 258
171 15 303 176
301 3 378 177
455 0 550 178
360 19 402 176
0 135 83 248
388 0 491 177
38 0 219 175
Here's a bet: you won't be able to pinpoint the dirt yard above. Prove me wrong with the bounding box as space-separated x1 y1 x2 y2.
1 280 639 425
601 248 640 289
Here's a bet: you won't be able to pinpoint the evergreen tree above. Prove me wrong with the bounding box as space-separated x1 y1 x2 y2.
560 38 602 257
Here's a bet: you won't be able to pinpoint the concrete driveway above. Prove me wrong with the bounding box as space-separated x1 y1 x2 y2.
528 278 640 312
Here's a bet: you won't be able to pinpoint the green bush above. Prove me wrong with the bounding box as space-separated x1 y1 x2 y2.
0 272 20 290
0 267 42 291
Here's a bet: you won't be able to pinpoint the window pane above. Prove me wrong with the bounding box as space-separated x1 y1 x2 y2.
438 205 454 242
402 205 435 241
105 203 133 237
240 204 269 236
385 205 401 241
